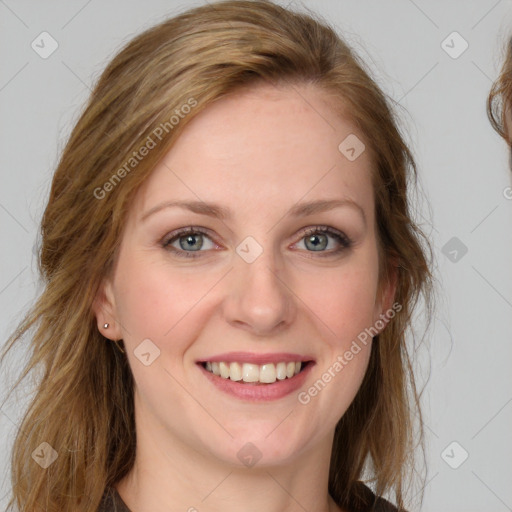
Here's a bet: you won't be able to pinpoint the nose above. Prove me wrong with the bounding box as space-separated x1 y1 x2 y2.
222 247 296 336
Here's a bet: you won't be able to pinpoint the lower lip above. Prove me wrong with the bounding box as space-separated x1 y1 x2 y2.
198 362 314 402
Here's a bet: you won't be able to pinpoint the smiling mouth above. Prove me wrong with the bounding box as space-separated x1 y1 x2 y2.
200 360 313 384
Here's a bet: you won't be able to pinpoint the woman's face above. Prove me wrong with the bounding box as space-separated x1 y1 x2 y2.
96 82 395 468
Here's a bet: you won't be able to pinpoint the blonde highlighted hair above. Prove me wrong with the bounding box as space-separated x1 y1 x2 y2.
1 1 433 511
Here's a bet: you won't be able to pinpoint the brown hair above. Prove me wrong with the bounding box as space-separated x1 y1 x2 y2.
488 37 512 144
1 1 433 511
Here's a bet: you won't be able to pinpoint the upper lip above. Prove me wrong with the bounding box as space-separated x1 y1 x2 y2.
197 352 315 365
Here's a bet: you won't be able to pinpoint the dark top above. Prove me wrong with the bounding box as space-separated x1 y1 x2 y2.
97 484 401 512
98 487 131 512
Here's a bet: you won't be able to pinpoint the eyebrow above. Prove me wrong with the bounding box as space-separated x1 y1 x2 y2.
140 198 366 226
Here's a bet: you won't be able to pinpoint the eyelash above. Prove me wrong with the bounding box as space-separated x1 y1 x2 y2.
161 225 353 259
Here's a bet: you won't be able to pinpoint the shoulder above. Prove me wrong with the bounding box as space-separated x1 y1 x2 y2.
98 483 400 512
333 481 404 512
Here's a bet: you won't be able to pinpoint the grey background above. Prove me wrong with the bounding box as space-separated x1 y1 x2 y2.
1 1 512 511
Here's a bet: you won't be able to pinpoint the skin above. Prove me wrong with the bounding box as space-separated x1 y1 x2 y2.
94 82 396 512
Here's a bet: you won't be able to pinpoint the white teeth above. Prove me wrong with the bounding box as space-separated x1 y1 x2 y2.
242 363 260 382
219 362 230 379
203 360 304 383
259 364 277 383
276 362 287 380
230 362 242 381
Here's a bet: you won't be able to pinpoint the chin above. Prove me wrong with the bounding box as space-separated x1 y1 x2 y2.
197 418 316 469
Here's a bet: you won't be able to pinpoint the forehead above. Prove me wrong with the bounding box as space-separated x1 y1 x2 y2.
131 82 375 223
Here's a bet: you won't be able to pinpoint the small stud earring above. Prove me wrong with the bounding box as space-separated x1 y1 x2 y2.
103 323 109 329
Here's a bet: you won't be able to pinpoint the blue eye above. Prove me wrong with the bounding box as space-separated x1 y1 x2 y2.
162 227 216 258
295 226 352 257
161 225 352 259
306 233 329 250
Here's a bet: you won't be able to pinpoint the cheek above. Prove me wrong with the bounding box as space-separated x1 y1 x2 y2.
296 262 377 421
295 258 380 346
112 253 218 346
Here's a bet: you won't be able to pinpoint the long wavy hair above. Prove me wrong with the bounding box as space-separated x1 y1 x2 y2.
488 37 512 144
1 1 434 511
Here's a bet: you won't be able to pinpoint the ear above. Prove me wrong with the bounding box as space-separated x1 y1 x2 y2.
372 257 399 335
92 277 123 341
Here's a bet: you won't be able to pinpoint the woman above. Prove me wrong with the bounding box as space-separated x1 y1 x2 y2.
1 1 433 511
